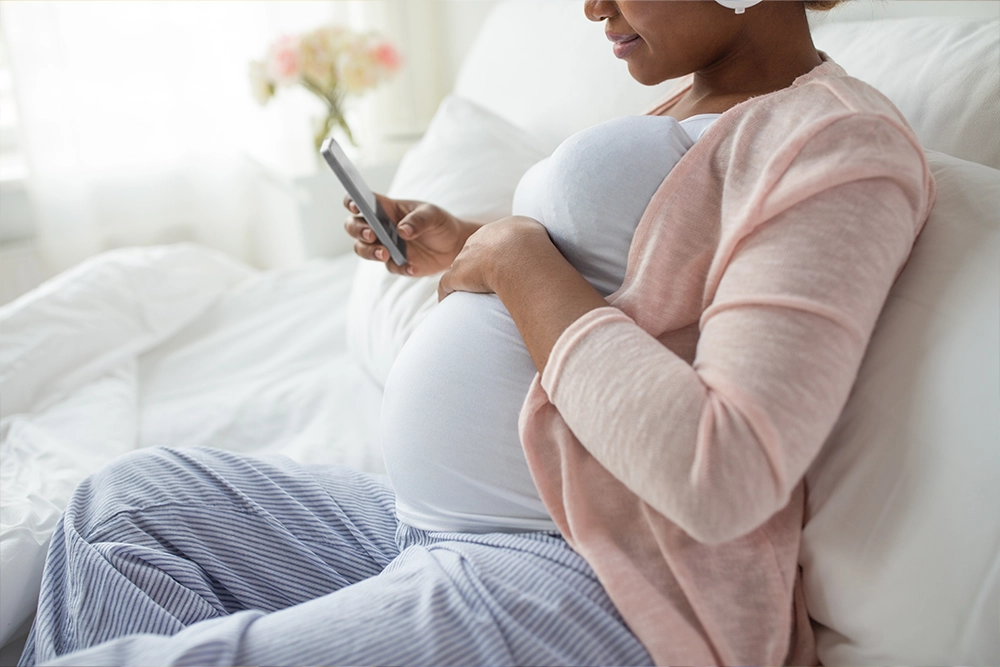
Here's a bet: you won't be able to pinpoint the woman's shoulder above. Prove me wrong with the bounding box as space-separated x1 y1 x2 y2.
645 56 935 227
708 57 927 184
734 56 922 154
709 59 936 237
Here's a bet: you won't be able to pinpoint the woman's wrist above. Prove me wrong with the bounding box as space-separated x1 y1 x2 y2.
455 219 484 259
490 225 608 372
488 223 560 295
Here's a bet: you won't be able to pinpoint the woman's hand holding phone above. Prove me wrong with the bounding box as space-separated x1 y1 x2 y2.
343 194 480 277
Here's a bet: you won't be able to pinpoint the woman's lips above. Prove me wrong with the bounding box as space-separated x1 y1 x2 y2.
607 32 641 59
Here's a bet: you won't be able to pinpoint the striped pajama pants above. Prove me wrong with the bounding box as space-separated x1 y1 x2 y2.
18 447 652 666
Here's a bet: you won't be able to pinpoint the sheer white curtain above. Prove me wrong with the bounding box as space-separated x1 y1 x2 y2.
0 1 422 272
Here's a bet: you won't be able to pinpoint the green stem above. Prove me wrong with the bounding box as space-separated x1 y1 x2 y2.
300 76 355 149
299 76 338 111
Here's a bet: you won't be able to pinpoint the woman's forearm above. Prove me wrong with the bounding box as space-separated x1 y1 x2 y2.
492 239 608 373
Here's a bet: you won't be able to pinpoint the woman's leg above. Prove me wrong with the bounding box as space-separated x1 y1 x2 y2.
36 528 653 667
19 447 399 666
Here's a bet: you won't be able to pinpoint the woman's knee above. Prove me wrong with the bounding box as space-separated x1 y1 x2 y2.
65 447 207 541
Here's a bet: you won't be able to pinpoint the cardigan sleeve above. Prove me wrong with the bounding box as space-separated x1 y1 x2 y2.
539 119 932 545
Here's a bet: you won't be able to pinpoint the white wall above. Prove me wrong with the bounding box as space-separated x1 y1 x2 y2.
438 1 503 90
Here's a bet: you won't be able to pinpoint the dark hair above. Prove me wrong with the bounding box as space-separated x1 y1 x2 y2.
804 0 845 10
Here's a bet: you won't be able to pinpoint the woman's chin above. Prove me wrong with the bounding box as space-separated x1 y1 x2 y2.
626 63 662 87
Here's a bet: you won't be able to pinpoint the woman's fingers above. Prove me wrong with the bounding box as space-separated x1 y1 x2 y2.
345 193 419 276
396 206 437 240
437 273 452 301
342 196 376 242
342 195 360 215
352 240 408 274
353 240 389 262
344 216 376 243
344 194 411 242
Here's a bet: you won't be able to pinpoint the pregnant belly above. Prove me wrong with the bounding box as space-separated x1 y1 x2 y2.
381 292 556 533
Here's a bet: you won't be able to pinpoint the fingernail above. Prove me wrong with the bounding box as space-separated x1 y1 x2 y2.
406 266 415 276
377 249 386 261
399 223 413 237
364 230 374 241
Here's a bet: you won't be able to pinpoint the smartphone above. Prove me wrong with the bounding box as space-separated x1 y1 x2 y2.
321 136 407 266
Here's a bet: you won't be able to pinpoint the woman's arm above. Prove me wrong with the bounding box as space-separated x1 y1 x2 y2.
438 216 608 372
527 177 923 544
441 121 930 544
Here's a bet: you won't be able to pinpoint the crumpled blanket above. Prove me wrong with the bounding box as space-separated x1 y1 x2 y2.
0 244 382 646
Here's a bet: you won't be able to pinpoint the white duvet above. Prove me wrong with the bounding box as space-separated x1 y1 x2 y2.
0 244 383 647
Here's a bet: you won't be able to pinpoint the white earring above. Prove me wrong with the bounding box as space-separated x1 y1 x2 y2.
715 0 763 14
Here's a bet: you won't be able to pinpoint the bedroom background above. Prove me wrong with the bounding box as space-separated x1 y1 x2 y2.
0 0 498 302
0 1 998 666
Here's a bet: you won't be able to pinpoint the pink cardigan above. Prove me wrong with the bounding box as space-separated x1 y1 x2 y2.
518 58 935 666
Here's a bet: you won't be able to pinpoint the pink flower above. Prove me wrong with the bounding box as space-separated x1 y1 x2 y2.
250 26 400 112
371 42 401 72
267 35 302 84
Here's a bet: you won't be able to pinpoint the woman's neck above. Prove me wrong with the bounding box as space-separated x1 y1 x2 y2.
668 4 823 120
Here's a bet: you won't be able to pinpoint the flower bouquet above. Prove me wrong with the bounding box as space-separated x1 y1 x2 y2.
250 26 402 151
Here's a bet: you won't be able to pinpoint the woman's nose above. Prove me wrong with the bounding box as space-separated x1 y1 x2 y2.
584 0 618 22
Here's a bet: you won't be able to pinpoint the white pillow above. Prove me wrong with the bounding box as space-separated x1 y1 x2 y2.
811 18 1000 169
345 96 547 387
801 151 1000 665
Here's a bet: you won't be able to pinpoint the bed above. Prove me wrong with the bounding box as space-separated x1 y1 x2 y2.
2 1 998 664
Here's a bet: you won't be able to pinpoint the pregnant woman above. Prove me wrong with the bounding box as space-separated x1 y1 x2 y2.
20 1 934 666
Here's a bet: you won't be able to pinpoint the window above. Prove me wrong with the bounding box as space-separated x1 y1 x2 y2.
0 10 37 251
0 16 27 185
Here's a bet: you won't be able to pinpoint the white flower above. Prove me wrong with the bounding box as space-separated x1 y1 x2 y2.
248 60 274 105
337 38 384 94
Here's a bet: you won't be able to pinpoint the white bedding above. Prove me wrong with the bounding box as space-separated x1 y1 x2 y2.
0 244 383 647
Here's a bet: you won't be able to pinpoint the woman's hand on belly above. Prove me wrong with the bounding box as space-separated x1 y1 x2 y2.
439 216 608 373
343 194 481 277
438 216 551 297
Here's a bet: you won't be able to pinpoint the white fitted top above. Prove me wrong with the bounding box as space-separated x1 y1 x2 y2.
381 114 721 533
